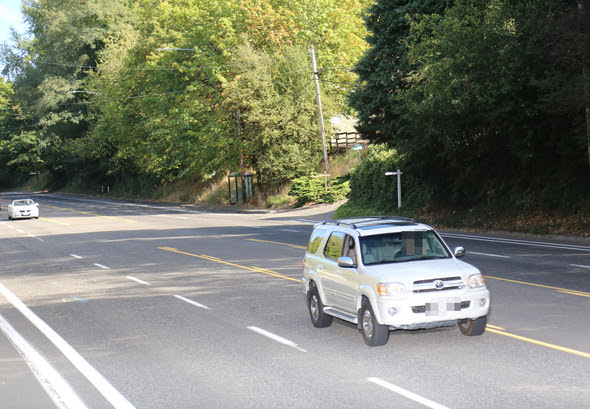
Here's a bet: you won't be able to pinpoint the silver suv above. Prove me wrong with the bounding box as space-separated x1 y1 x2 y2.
302 217 490 346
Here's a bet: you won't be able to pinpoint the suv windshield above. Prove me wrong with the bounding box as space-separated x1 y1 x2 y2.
359 230 451 265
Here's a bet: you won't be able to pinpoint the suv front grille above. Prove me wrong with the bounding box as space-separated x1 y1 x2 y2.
412 276 464 293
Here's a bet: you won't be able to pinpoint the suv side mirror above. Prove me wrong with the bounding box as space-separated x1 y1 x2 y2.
454 247 466 258
337 256 356 268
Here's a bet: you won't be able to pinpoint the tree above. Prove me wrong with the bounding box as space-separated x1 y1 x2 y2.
401 0 590 206
88 0 370 187
349 0 449 143
2 0 371 192
1 0 133 186
536 0 590 170
223 43 331 185
352 0 590 209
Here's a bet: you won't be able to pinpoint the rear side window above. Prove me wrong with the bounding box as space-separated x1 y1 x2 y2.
324 232 345 260
307 228 327 254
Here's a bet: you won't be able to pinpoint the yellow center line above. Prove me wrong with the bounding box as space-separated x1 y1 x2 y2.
558 290 590 298
158 247 302 283
39 217 71 226
486 324 506 331
42 205 136 223
485 275 590 297
246 238 307 250
486 327 590 359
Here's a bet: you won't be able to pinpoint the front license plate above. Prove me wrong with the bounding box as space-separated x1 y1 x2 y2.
425 297 461 316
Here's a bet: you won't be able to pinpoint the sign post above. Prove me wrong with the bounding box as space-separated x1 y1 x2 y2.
385 169 403 208
352 143 363 165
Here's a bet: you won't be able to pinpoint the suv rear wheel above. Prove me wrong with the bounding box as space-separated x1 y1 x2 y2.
458 315 487 336
360 299 389 346
308 285 333 328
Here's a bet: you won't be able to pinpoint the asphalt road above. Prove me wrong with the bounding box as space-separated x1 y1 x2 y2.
1 192 589 409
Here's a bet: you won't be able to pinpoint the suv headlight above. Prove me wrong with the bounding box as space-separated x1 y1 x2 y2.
468 273 486 288
377 282 407 296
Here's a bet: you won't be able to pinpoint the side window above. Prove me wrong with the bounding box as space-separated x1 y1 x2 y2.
307 228 327 254
324 232 345 260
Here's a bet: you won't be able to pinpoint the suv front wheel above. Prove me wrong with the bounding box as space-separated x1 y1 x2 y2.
360 299 389 346
458 315 487 336
308 285 333 328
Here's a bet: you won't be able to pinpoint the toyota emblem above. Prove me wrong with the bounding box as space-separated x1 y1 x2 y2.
434 280 444 289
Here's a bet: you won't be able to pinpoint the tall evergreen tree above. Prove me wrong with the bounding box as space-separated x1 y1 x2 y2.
349 0 449 144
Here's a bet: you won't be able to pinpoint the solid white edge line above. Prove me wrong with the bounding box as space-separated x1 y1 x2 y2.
0 314 88 409
570 264 590 269
280 229 300 233
93 263 110 269
368 377 449 409
0 283 136 409
126 276 150 286
441 233 590 252
468 251 510 259
289 218 318 224
174 295 211 310
247 326 307 352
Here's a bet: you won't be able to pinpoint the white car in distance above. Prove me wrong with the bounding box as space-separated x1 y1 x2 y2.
8 199 40 220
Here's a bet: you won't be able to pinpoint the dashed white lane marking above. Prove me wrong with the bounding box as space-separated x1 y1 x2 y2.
570 264 590 269
247 326 306 352
288 218 318 224
368 377 449 409
154 214 188 220
70 254 83 259
0 283 136 409
93 263 110 269
174 295 211 310
126 276 150 286
280 229 300 233
468 251 510 259
0 314 89 409
28 234 44 242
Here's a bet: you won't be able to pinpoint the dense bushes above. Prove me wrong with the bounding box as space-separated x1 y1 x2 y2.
345 145 430 213
289 174 351 207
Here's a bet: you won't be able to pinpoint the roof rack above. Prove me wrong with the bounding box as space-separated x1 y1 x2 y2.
319 216 417 230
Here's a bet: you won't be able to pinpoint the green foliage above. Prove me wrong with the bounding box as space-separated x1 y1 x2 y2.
204 191 230 207
289 174 350 207
351 0 590 211
347 145 430 212
265 193 295 208
224 44 328 184
349 0 448 142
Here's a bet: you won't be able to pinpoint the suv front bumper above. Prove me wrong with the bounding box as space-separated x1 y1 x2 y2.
373 288 490 329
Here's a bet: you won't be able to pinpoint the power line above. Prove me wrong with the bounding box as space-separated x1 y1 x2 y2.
35 61 240 71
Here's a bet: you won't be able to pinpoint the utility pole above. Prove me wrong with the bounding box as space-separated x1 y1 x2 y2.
311 46 329 192
236 109 246 203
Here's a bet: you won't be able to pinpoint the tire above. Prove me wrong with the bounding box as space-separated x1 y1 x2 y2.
458 315 487 336
360 299 389 346
308 285 333 328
